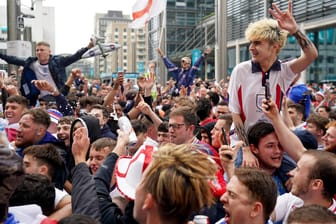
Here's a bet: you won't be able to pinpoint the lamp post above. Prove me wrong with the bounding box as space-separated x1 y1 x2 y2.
215 0 227 81
7 0 21 72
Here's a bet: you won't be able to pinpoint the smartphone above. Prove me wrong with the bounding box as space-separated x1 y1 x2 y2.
221 128 232 160
264 80 271 111
221 127 228 145
265 80 271 100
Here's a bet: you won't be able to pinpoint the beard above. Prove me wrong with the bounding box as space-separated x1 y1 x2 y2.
291 178 310 198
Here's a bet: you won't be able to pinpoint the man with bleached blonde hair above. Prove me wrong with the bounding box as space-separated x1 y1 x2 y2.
228 0 318 167
133 143 217 224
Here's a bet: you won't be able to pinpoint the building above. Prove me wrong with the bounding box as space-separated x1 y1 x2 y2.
93 10 147 77
148 0 215 83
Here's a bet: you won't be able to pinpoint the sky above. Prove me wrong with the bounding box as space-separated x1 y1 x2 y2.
21 0 135 54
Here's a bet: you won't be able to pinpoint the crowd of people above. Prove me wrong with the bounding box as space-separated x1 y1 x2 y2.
0 1 336 224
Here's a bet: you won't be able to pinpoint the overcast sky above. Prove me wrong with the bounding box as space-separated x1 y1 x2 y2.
18 0 135 54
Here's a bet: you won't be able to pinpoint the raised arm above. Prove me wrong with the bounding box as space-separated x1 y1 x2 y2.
71 127 101 220
232 113 259 168
281 96 295 129
32 80 74 116
262 98 306 161
269 0 318 74
103 74 123 107
157 48 164 58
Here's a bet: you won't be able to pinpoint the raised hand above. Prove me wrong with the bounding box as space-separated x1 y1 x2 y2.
72 127 90 164
137 73 155 92
114 129 129 156
219 141 243 179
87 38 94 49
5 85 19 96
31 80 55 93
261 98 281 121
203 46 212 55
179 85 187 97
269 0 298 34
157 48 164 57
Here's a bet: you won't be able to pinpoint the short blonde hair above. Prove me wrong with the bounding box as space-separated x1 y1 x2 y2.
245 18 288 52
36 41 50 48
142 143 216 223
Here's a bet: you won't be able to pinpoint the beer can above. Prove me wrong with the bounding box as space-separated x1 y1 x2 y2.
193 215 210 224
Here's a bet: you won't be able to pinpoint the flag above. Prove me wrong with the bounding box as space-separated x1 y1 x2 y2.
129 0 166 29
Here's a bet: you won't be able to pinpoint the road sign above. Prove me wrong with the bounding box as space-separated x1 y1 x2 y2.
17 16 24 30
7 41 32 58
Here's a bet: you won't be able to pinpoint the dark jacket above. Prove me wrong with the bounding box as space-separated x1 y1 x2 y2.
71 163 101 221
71 152 138 224
161 54 205 94
100 125 117 140
0 47 88 105
94 153 138 224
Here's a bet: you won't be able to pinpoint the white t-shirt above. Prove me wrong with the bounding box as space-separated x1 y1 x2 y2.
274 193 336 223
54 187 69 208
274 193 303 223
30 61 57 96
228 60 295 130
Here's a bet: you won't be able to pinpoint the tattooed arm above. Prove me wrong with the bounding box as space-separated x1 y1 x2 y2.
232 113 259 168
289 29 318 74
269 1 318 73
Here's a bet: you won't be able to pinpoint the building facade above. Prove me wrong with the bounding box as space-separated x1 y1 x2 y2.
94 10 147 78
148 0 215 83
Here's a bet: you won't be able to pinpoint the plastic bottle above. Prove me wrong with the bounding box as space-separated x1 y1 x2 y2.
0 122 9 149
117 116 138 146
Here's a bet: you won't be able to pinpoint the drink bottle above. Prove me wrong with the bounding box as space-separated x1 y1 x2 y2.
118 116 137 146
